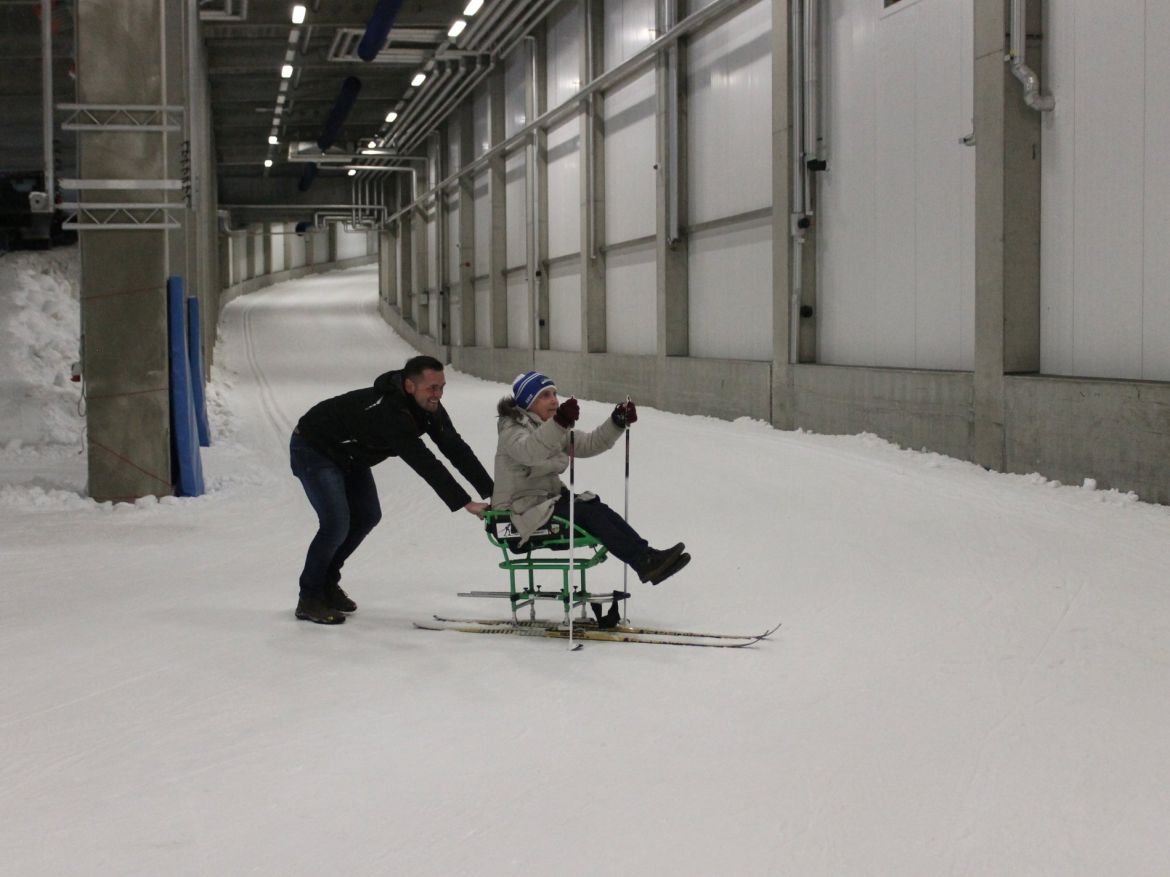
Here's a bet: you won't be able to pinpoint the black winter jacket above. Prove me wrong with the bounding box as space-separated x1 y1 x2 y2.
294 370 493 511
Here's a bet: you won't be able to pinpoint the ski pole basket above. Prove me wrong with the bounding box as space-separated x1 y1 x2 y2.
462 509 614 623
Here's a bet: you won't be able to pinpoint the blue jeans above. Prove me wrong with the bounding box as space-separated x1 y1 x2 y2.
290 433 382 601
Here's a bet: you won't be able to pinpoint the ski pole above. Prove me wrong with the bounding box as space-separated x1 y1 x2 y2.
621 395 631 624
567 425 578 651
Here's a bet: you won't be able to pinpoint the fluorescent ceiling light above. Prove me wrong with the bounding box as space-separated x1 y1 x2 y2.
347 169 357 176
268 135 279 145
385 111 398 123
463 0 483 15
291 4 306 24
368 140 377 149
280 64 294 78
411 72 426 87
448 19 467 38
264 159 273 168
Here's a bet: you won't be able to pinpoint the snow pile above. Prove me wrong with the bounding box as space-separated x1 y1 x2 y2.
0 246 83 447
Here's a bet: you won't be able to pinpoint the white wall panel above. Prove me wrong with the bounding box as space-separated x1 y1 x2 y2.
473 171 490 276
605 244 657 355
603 72 656 243
505 49 529 138
506 152 527 268
547 119 581 258
547 1 582 109
817 0 973 370
604 0 655 71
312 230 328 263
686 0 772 225
1041 0 1169 380
1145 1 1170 379
269 224 285 273
473 85 490 158
688 218 772 361
475 279 490 347
336 229 369 260
507 274 531 349
549 263 582 352
447 117 461 172
289 230 305 269
251 229 264 277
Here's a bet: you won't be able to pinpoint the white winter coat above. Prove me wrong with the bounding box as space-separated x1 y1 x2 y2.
491 398 623 544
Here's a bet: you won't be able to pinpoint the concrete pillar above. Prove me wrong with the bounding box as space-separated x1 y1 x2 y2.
973 0 1043 469
487 68 509 347
527 27 551 353
656 0 688 358
769 0 793 426
380 227 397 310
77 0 190 502
397 179 413 321
433 130 450 346
580 0 606 353
456 103 477 346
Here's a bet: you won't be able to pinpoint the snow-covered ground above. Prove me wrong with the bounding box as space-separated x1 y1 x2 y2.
3 257 1170 875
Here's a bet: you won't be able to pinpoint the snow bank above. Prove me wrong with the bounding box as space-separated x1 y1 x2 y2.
0 246 83 447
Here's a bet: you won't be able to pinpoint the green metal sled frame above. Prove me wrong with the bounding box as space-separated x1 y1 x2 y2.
479 508 612 623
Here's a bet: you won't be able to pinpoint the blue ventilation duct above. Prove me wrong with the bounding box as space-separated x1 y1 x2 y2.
358 0 406 62
295 221 313 234
317 76 362 151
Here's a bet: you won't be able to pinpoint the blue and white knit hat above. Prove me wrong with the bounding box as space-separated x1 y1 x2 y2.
512 371 556 409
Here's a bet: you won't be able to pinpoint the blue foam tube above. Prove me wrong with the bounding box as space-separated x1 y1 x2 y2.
317 76 362 151
167 276 205 497
298 162 318 193
186 296 211 447
358 0 406 62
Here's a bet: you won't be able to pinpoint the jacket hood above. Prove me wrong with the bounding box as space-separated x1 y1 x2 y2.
373 370 407 397
497 396 544 430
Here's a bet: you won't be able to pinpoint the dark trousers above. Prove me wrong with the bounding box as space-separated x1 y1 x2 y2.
290 433 382 601
552 488 647 565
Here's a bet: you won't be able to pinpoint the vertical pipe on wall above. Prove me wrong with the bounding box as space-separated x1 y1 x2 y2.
788 0 806 365
40 0 54 209
1009 0 1054 112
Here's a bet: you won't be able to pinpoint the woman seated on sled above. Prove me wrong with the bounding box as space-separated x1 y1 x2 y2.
491 371 690 586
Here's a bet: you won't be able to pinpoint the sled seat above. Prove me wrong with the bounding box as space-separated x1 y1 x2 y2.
477 509 611 622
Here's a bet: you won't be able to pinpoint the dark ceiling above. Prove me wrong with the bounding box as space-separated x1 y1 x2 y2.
0 0 558 200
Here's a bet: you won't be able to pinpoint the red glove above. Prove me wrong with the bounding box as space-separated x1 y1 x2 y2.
611 400 638 428
554 397 580 428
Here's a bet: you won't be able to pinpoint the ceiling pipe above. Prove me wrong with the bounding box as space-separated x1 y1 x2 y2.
460 0 521 52
395 57 482 149
494 0 561 60
398 56 491 154
389 60 459 150
389 0 757 223
469 0 529 54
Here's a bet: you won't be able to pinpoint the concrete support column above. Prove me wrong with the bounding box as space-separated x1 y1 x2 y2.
380 227 398 310
973 0 1043 469
397 178 413 320
656 0 688 358
456 103 477 347
432 131 450 346
769 0 793 426
413 201 429 330
487 68 509 347
527 27 551 354
580 0 607 353
78 0 191 502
